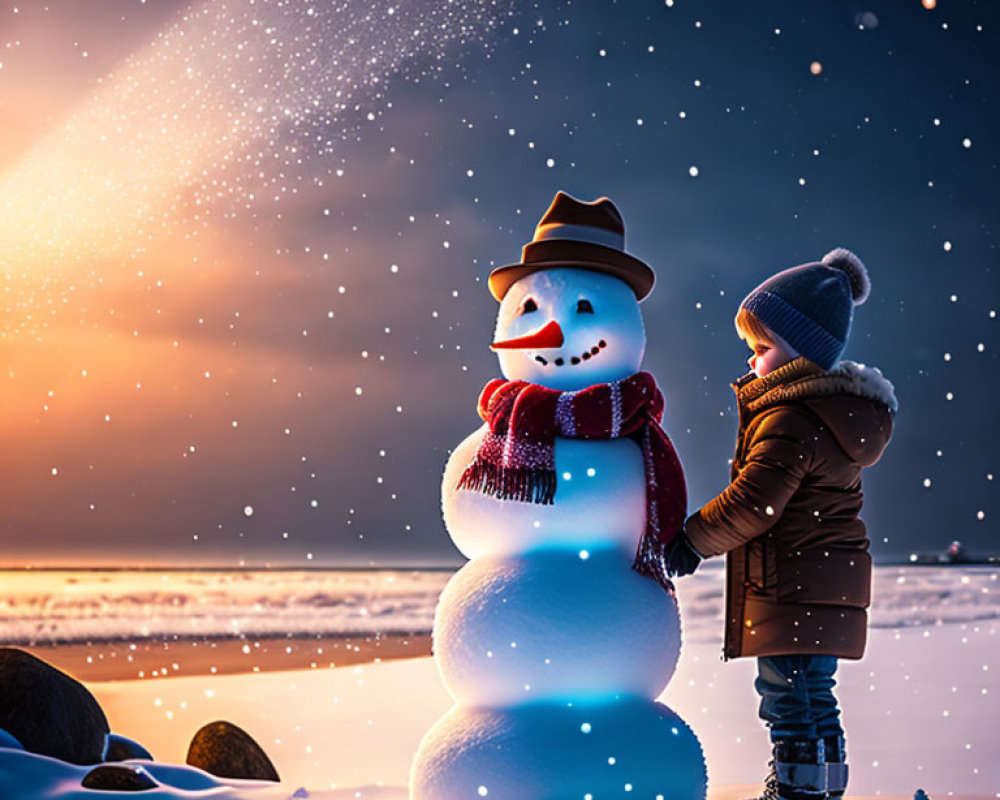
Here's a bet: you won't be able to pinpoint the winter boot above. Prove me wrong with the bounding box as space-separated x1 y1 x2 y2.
823 735 848 800
750 739 827 800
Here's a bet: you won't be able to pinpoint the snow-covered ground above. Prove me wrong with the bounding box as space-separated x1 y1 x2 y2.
88 621 997 799
1 566 997 799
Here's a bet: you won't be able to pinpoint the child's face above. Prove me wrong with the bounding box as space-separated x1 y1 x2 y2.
743 329 798 377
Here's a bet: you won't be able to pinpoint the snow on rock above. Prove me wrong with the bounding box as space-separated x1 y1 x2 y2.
0 749 285 800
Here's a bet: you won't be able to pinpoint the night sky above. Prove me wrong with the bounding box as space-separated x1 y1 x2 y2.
0 0 996 566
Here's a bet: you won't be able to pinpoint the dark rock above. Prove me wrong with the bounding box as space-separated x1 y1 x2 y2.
0 648 109 765
186 720 280 782
82 764 159 791
105 732 154 762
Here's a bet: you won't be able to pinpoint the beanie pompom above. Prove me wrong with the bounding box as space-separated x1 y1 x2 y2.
822 247 870 305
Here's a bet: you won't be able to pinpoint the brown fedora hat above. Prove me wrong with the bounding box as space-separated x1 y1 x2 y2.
488 191 655 302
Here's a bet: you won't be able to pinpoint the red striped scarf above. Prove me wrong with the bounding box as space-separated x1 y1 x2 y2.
457 372 686 545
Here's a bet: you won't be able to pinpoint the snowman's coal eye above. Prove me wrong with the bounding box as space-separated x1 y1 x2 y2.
519 298 538 314
576 299 594 314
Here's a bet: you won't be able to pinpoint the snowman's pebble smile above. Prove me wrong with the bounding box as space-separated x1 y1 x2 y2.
535 339 607 367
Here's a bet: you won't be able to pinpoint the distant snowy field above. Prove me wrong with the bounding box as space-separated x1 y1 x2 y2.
0 569 448 644
0 566 997 799
1 565 997 644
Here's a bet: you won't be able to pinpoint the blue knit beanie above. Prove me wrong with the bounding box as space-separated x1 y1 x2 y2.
740 248 871 370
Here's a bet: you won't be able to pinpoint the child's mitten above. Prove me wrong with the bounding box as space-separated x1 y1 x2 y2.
664 534 702 577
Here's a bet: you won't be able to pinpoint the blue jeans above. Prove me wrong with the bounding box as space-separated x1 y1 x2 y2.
755 655 844 742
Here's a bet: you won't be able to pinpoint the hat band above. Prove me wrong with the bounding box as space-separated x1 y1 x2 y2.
743 291 846 370
534 222 624 250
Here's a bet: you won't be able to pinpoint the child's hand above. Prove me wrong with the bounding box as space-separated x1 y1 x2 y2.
664 534 702 577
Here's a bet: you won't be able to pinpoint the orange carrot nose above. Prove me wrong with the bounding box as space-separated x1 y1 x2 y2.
490 319 565 350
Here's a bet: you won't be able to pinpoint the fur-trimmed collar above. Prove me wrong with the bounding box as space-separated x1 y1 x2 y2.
735 357 898 414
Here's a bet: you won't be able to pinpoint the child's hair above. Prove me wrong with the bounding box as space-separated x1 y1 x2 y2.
734 306 773 343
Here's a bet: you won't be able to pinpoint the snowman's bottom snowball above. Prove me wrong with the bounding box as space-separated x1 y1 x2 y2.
410 699 706 800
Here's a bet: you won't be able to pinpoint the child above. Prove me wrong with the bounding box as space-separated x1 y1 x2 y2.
663 248 897 800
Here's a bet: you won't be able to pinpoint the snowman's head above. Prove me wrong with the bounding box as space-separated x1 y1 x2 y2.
492 268 645 391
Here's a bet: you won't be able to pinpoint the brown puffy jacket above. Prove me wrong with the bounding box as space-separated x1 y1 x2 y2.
685 357 897 660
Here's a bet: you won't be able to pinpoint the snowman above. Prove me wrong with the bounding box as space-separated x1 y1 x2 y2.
410 193 706 800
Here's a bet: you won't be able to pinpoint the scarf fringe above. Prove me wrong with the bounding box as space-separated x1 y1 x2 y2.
457 461 557 505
